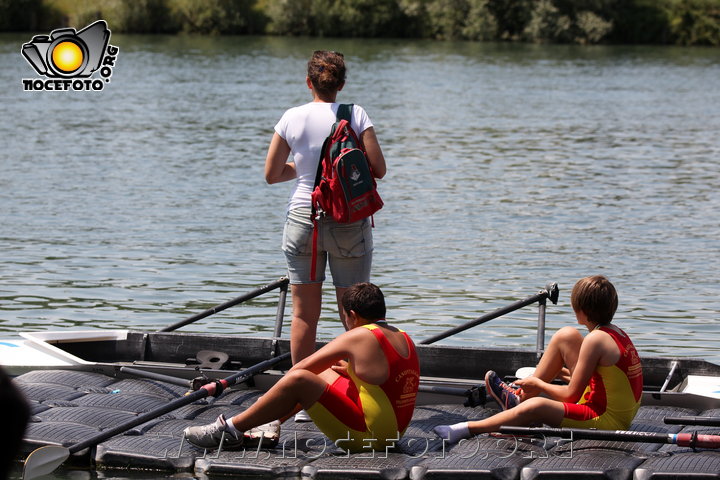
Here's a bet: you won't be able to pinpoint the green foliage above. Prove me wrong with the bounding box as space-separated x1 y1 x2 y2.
608 0 673 43
266 0 313 35
488 0 534 40
423 0 472 39
576 10 613 43
0 0 60 31
103 0 177 34
463 0 499 41
266 0 420 37
606 0 720 45
1 0 719 45
419 0 497 40
0 0 35 31
170 0 267 34
522 0 613 43
668 0 720 45
523 0 572 42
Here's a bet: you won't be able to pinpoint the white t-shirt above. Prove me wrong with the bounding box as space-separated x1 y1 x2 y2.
274 102 373 211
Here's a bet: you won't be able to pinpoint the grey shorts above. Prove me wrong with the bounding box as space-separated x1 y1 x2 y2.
282 208 373 287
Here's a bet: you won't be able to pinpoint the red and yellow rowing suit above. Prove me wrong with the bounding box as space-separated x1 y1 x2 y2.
561 325 643 430
306 323 420 452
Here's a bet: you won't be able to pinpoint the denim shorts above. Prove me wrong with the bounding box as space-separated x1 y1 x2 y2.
282 207 373 287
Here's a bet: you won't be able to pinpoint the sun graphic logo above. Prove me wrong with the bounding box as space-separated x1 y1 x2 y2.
21 20 119 92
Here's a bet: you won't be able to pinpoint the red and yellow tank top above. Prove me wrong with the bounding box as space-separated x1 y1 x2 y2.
348 324 420 441
575 325 643 427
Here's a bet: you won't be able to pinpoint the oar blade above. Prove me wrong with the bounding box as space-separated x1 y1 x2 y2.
22 445 70 480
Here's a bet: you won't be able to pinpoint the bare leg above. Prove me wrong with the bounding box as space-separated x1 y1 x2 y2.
228 367 339 432
438 328 582 443
334 286 349 330
290 283 323 364
531 326 584 384
468 397 565 435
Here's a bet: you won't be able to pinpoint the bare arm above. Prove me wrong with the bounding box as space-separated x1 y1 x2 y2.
291 328 369 375
360 127 386 179
517 332 606 403
264 133 296 184
291 326 389 384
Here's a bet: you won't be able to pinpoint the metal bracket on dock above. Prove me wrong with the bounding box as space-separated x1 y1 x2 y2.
270 279 289 359
536 282 559 360
660 360 680 393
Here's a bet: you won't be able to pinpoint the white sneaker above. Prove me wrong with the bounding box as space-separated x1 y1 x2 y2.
183 414 244 450
294 409 312 422
243 420 281 448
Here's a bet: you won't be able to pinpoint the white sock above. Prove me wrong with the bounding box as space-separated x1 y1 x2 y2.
224 417 242 438
433 422 470 444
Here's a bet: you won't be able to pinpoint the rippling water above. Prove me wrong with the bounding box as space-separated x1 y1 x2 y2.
1 35 719 364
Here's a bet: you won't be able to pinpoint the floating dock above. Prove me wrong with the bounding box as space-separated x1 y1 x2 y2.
16 369 720 479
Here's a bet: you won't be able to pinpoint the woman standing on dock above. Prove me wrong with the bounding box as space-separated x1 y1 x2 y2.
263 51 387 369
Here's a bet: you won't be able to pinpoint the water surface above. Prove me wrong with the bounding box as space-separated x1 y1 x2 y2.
1 35 719 365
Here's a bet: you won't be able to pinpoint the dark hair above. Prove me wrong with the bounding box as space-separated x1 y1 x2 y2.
307 50 346 96
570 275 618 326
341 282 386 321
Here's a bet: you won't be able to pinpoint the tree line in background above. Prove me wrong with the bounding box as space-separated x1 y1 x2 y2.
2 0 719 45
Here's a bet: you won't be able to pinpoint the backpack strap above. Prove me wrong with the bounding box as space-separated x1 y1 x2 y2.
310 104 355 207
338 103 366 152
337 103 353 122
309 103 355 282
310 217 319 282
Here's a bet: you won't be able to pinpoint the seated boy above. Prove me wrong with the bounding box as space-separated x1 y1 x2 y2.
435 275 643 443
184 282 420 452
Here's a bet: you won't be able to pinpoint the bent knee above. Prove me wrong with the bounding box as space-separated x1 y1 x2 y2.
552 326 583 344
284 368 318 386
518 396 550 411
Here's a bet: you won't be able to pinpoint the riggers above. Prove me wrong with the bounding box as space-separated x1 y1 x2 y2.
309 104 383 281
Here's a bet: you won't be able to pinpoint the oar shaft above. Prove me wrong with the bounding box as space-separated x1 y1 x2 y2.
420 290 549 345
499 426 720 448
500 426 672 443
69 383 208 453
68 352 290 454
418 384 470 396
119 366 191 388
665 416 720 427
159 277 289 332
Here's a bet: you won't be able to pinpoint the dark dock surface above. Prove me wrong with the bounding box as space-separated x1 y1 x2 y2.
15 369 720 479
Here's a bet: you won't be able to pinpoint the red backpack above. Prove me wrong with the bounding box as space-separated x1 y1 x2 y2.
309 104 383 281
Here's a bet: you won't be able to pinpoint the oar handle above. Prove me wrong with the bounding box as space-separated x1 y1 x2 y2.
67 351 290 454
675 432 720 449
420 282 558 345
159 277 289 332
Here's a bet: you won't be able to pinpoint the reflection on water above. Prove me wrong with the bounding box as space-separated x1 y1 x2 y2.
1 34 719 362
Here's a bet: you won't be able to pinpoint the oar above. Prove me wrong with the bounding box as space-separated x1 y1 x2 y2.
419 282 559 345
22 351 291 480
418 384 485 407
158 277 289 332
664 416 720 427
499 426 720 449
118 365 206 389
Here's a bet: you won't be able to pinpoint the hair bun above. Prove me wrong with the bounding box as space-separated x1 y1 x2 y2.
308 51 346 95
